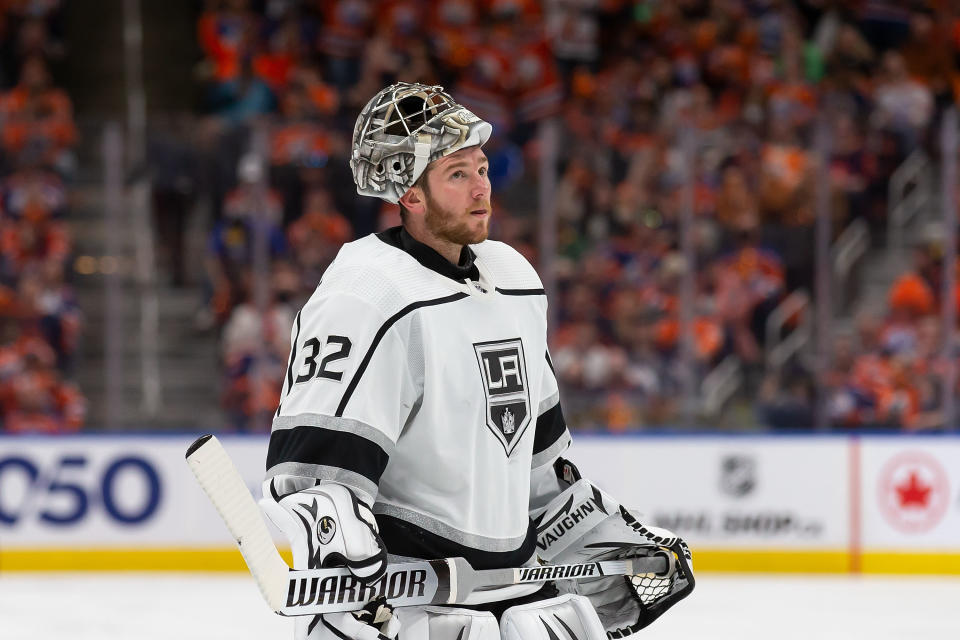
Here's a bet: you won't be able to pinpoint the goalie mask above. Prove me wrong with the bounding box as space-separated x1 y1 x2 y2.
350 82 492 203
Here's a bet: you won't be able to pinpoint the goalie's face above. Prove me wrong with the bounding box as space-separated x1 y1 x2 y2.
401 145 492 260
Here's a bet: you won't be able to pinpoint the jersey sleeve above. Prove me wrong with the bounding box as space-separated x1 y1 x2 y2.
265 291 419 504
531 349 571 470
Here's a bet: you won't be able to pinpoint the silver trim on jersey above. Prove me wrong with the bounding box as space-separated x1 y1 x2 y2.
530 429 572 470
264 461 377 506
272 413 396 456
538 390 560 416
373 503 530 552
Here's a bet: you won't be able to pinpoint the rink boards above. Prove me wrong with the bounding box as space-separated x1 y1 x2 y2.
0 433 958 574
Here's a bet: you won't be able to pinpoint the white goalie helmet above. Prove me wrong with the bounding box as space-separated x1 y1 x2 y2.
350 82 492 203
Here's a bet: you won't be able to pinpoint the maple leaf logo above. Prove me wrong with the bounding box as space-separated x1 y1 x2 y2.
895 471 931 509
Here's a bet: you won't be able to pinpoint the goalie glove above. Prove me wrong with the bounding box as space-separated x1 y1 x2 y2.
260 480 398 639
532 461 694 638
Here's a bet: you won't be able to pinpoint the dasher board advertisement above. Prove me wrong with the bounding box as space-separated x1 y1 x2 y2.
569 435 850 549
860 437 960 549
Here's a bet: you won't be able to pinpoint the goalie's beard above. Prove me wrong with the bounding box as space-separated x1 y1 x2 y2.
424 191 492 248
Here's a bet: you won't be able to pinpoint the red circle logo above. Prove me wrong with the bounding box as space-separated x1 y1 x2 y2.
877 451 950 534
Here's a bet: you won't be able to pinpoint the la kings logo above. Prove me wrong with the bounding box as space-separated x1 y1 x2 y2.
473 338 531 456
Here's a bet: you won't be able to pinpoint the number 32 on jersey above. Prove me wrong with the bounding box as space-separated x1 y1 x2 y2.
295 335 352 384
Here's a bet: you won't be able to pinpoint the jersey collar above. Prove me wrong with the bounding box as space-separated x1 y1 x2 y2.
376 226 480 282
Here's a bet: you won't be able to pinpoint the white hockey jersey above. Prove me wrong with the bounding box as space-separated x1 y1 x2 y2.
266 227 571 570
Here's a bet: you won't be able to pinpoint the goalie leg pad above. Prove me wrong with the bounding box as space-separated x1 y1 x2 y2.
394 606 501 640
302 611 397 640
500 593 607 640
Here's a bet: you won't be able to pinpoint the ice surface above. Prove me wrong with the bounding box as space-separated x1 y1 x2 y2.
1 572 958 639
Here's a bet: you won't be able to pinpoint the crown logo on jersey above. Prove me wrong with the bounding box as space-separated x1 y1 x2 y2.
473 338 531 456
502 407 515 434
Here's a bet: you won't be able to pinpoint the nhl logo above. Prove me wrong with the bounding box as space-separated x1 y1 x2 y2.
474 338 530 456
720 455 756 498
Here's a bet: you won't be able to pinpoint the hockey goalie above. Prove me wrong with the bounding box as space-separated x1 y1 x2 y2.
260 82 695 640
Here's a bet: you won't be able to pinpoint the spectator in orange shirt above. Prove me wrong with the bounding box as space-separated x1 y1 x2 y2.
899 7 953 107
316 0 374 89
287 188 351 294
883 268 935 357
281 62 338 118
197 0 259 84
874 355 922 429
513 21 563 125
206 54 277 125
718 226 786 350
886 269 933 325
426 0 479 72
1 55 76 172
758 120 811 226
253 12 312 93
0 213 69 285
0 349 84 433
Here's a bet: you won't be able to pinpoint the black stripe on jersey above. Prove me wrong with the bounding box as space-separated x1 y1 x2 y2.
266 426 389 485
276 310 303 417
533 401 567 455
495 287 546 296
544 350 556 377
377 515 538 571
335 292 470 416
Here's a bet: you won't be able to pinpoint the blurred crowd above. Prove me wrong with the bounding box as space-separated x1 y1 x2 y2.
0 0 84 433
180 0 960 432
821 239 957 431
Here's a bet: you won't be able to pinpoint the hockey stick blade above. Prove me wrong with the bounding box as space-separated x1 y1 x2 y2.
185 434 674 617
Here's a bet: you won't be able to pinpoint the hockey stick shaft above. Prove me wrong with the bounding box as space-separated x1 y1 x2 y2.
186 434 673 617
185 434 291 612
281 554 671 616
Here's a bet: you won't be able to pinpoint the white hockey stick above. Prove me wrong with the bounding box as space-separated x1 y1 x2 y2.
185 434 675 617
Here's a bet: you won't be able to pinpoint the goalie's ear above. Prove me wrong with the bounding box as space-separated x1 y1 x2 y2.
398 182 427 217
553 456 583 486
